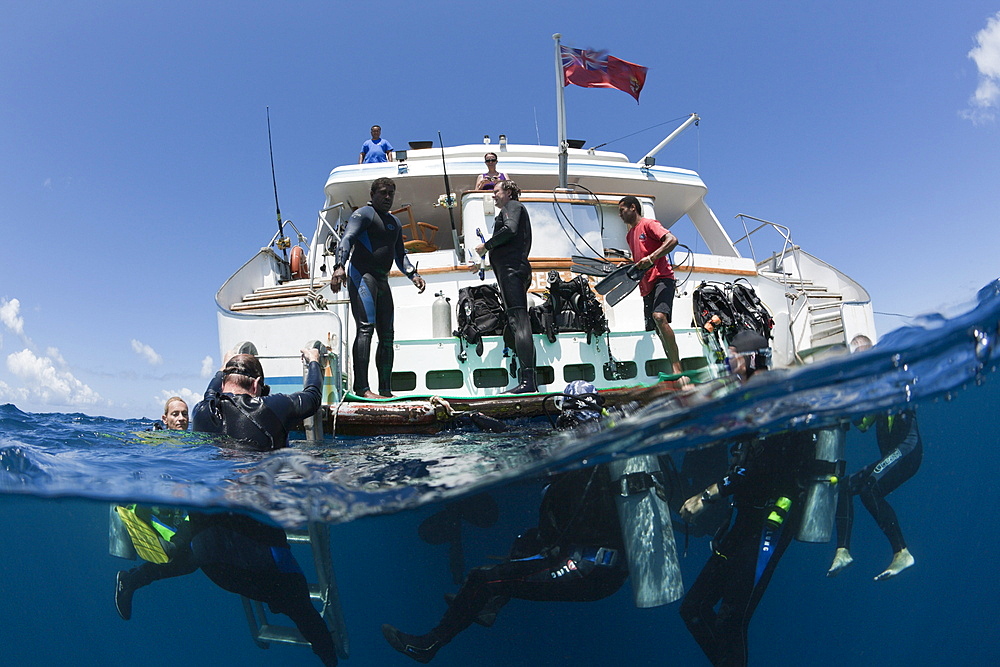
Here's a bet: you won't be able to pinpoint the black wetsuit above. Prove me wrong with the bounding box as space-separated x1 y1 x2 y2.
121 513 336 666
680 430 816 667
336 204 417 396
835 410 922 554
483 200 536 372
191 361 323 451
417 465 627 649
120 365 336 665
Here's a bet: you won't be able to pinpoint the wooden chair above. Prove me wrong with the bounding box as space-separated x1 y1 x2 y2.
391 205 439 253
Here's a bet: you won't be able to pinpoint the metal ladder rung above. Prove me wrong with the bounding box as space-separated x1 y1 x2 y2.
256 623 308 646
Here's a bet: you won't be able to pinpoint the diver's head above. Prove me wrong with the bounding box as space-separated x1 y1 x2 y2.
161 396 189 430
850 334 873 353
555 380 604 429
222 354 267 396
728 330 771 381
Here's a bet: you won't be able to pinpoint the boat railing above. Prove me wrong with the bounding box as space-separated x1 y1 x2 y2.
305 202 349 292
732 214 804 286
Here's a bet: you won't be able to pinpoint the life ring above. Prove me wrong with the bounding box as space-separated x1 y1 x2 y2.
290 245 309 280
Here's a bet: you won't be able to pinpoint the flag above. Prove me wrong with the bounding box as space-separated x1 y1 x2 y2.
560 46 648 102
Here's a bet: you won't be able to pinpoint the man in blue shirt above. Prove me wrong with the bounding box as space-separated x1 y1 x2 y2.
359 124 394 163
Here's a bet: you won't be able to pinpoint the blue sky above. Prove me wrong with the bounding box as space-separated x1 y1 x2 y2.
2 1 999 419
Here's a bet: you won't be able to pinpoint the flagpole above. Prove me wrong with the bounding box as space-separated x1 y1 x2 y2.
553 33 568 189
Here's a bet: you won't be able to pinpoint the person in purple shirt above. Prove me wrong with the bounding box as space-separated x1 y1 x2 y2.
359 124 394 163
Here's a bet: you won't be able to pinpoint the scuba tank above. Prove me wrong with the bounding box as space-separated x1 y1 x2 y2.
797 427 846 543
108 504 137 560
608 454 684 608
554 382 683 607
432 291 452 338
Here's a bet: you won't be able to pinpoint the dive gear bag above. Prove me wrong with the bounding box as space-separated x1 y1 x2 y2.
529 275 609 344
454 284 507 356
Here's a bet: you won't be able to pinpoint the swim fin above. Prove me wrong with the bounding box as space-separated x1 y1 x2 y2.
595 264 646 306
570 255 617 277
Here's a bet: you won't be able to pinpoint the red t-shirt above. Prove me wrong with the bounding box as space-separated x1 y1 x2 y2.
626 217 675 296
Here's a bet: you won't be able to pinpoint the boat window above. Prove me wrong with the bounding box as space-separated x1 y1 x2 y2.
390 371 417 392
426 370 464 390
473 368 510 388
604 361 638 381
563 363 596 383
644 359 672 377
536 366 555 387
520 200 609 258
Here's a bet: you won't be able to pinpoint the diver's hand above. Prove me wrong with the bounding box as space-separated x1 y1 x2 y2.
301 347 321 364
412 275 426 294
679 493 705 522
330 267 346 293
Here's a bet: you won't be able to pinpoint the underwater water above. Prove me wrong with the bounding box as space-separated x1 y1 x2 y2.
2 280 1000 666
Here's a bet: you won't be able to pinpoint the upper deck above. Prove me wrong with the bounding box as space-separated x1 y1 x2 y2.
320 143 738 261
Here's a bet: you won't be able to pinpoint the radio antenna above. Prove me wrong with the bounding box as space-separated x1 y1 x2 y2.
266 107 287 253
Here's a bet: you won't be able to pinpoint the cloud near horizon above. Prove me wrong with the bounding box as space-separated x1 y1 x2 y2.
131 339 163 366
5 348 103 407
963 11 1000 124
155 387 201 413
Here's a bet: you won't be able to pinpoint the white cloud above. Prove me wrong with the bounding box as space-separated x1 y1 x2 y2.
46 346 67 367
155 387 201 413
0 379 29 403
131 339 163 366
200 355 215 378
0 298 25 336
963 11 1000 124
6 348 102 407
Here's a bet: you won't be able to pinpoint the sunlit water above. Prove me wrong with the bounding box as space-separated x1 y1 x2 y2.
2 280 999 666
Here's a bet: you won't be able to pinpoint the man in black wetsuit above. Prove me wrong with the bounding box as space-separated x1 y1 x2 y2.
474 179 537 393
191 347 323 451
115 347 338 666
382 463 628 663
678 330 816 667
331 177 426 399
828 334 922 580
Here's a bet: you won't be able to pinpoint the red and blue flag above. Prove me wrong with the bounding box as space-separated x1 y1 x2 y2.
560 45 647 102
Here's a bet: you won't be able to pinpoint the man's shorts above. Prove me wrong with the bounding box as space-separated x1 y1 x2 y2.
643 278 676 331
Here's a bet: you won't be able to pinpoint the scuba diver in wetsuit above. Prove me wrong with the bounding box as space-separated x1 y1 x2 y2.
331 177 427 398
115 347 338 666
678 331 818 667
828 335 922 580
473 179 537 394
382 383 628 663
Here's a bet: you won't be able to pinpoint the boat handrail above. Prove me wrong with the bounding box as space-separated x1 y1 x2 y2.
732 214 803 285
301 202 349 292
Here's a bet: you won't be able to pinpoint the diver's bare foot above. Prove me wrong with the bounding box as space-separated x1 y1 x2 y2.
875 548 914 581
827 547 854 577
362 390 391 399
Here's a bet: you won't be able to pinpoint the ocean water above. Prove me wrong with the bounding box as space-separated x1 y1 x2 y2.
2 281 999 666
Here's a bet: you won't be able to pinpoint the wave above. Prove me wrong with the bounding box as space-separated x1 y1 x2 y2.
2 279 998 528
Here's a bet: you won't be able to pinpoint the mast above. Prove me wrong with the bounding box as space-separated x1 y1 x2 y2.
553 33 568 189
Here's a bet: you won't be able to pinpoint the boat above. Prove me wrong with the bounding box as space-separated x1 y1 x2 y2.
213 114 876 435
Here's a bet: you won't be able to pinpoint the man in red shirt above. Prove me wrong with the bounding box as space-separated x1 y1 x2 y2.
618 196 683 377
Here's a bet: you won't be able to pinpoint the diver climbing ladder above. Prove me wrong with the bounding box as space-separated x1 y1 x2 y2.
241 522 350 661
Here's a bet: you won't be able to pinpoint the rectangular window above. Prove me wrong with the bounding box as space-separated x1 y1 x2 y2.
644 359 672 377
390 371 417 392
426 370 464 390
604 360 637 381
473 368 510 388
563 363 596 383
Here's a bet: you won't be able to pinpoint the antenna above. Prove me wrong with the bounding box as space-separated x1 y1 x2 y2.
266 107 288 254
